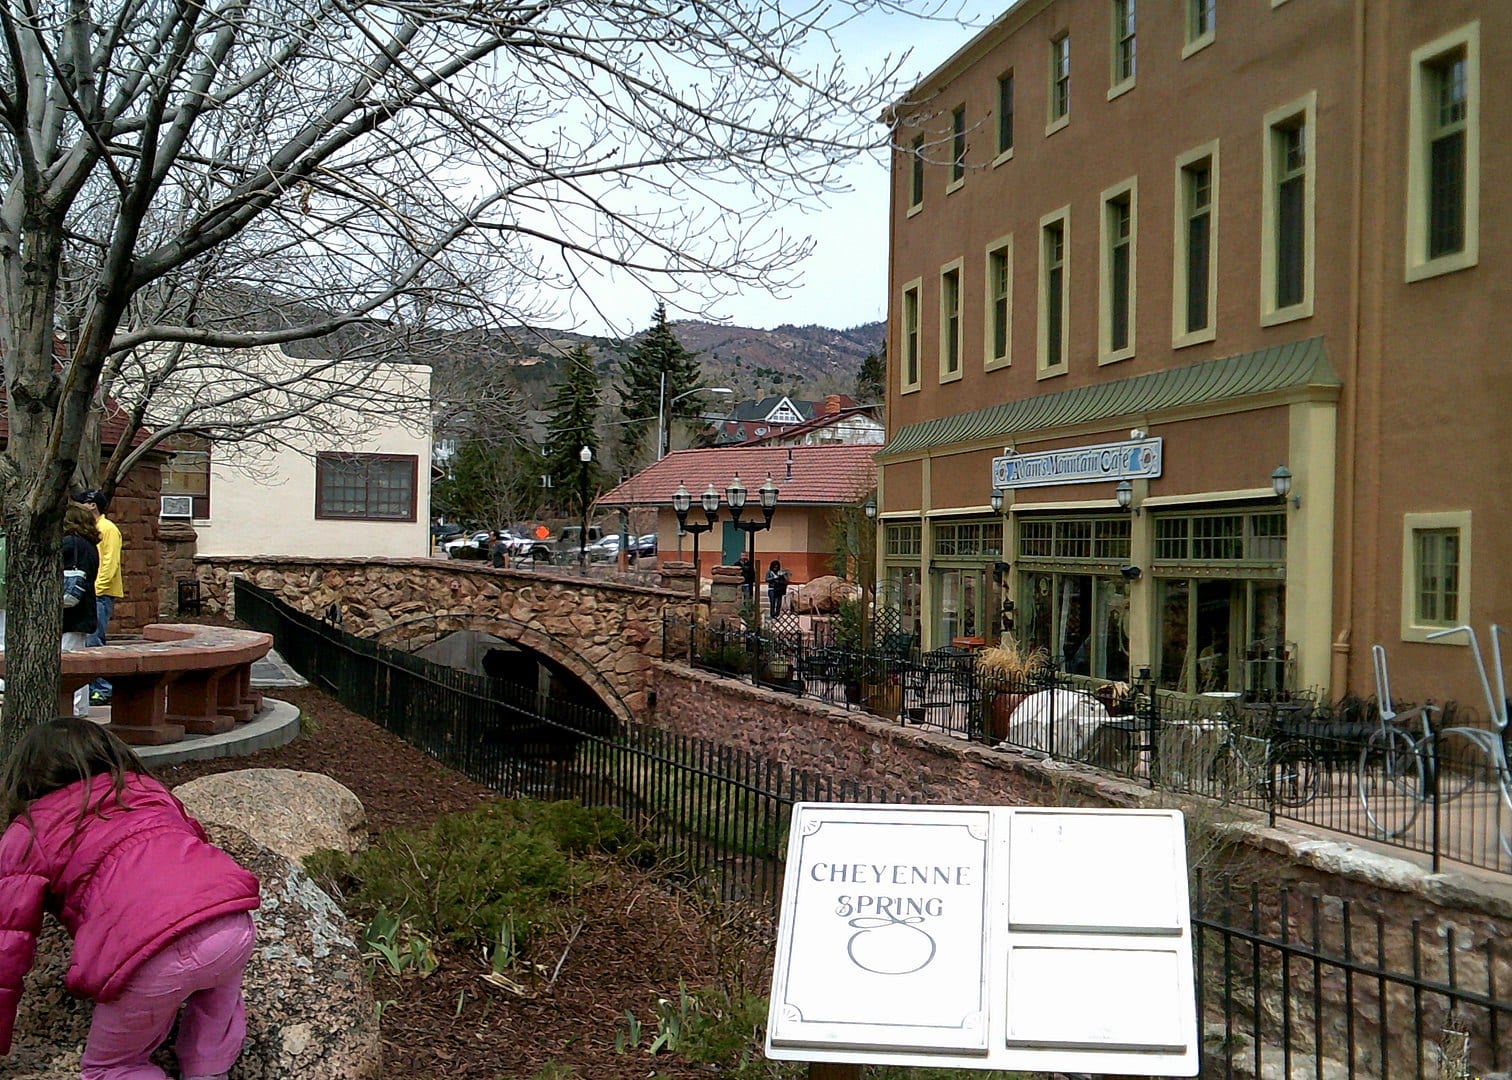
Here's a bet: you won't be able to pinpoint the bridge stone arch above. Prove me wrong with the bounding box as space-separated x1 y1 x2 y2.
371 611 633 724
196 556 698 721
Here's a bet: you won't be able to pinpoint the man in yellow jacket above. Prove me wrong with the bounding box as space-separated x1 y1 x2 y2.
73 489 123 705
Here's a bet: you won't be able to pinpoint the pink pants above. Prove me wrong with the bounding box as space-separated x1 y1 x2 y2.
81 911 256 1080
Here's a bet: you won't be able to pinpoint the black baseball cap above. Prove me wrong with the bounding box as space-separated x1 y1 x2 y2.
72 489 106 510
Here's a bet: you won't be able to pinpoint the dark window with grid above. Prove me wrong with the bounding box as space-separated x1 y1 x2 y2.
1427 52 1468 259
1107 194 1132 352
1050 35 1070 120
1414 528 1460 625
935 521 1003 558
1273 119 1307 309
1113 0 1136 83
1044 220 1066 367
942 267 961 374
997 73 1014 154
1183 160 1212 333
885 523 922 558
903 287 920 385
989 245 1010 361
1020 520 1053 558
315 454 417 521
910 135 925 207
951 107 966 182
1154 512 1287 564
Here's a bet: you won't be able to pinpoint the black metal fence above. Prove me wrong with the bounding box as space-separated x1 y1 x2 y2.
237 580 1512 1078
669 613 1512 878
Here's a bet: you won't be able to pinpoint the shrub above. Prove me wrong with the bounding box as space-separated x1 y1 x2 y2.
318 799 642 948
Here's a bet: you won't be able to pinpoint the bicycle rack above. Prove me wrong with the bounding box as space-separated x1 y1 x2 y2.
1426 623 1508 733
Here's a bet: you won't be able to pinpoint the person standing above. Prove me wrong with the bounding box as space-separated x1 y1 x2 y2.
73 490 122 707
62 503 99 719
489 530 509 569
765 559 789 618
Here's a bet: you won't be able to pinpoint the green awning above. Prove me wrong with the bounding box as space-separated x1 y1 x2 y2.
879 337 1339 458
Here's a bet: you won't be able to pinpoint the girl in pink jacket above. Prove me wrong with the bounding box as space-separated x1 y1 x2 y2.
0 718 260 1079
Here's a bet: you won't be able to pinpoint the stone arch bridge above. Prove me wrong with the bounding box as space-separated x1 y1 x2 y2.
196 557 698 723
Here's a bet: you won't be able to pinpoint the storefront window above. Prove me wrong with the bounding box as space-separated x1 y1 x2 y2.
930 516 1002 646
1153 509 1287 694
882 566 922 643
1021 570 1128 679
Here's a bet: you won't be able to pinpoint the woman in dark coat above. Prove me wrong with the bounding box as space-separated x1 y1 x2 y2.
62 502 99 718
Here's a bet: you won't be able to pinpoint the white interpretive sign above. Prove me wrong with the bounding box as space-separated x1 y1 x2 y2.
765 804 1198 1076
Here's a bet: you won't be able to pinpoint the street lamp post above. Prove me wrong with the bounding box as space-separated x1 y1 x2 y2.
672 481 721 583
726 473 779 627
578 445 592 570
656 374 733 460
861 494 877 654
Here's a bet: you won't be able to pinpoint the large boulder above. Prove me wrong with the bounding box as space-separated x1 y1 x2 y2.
175 768 368 863
789 575 858 614
8 824 381 1079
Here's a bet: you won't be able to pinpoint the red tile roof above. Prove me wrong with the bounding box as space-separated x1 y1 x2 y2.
598 443 876 508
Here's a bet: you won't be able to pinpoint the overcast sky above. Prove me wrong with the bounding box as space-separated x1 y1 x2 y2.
555 4 1002 338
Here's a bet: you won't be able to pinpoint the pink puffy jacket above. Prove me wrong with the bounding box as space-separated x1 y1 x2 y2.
0 772 260 1054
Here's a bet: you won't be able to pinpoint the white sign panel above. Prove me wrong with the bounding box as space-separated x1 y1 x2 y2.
768 807 992 1053
992 437 1163 489
766 804 1197 1076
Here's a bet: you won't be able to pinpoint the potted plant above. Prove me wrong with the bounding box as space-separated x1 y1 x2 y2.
976 637 1049 742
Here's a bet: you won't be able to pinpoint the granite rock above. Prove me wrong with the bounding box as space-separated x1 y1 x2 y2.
8 824 380 1079
175 768 368 862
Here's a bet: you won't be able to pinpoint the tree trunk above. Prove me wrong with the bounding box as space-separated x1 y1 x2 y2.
0 506 64 755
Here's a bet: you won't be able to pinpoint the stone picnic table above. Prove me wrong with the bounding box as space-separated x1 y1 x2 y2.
0 623 273 745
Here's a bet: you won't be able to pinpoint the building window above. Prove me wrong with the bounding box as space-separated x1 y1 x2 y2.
1048 33 1070 131
161 443 211 520
315 453 418 521
1261 93 1315 324
996 72 1015 158
1110 0 1136 92
939 262 962 381
1152 510 1287 694
885 522 922 557
909 135 925 211
932 517 1005 643
900 280 921 391
985 237 1012 369
1038 208 1070 377
1184 0 1215 55
1401 511 1471 643
1099 178 1136 363
949 106 966 187
1173 142 1218 346
1407 23 1479 280
1018 516 1132 680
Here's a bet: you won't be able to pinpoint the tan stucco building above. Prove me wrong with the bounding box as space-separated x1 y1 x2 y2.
878 0 1508 707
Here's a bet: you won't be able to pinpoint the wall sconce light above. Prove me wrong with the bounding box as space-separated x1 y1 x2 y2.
1115 479 1139 515
1271 465 1301 509
1119 565 1143 581
864 494 877 520
990 487 1004 514
1130 427 1148 441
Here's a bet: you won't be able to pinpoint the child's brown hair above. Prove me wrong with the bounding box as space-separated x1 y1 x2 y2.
1 718 148 827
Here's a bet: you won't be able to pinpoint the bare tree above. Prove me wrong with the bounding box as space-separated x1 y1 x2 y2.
0 0 944 738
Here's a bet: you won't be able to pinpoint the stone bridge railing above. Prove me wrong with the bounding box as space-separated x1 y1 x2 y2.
195 557 699 721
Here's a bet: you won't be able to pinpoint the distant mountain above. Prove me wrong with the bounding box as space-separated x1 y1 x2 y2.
664 320 885 400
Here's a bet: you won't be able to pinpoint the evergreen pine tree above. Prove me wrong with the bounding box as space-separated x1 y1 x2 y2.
855 342 886 405
543 346 603 508
618 302 704 467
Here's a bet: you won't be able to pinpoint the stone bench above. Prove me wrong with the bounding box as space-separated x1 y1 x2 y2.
0 623 273 745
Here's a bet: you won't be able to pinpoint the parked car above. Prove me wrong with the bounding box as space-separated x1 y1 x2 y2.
585 534 622 562
446 530 494 559
629 533 658 561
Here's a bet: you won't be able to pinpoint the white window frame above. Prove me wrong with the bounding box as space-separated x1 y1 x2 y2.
939 259 964 383
1098 176 1138 365
1108 0 1136 100
907 134 925 216
994 70 1015 166
1182 0 1215 58
1260 91 1316 326
1037 206 1071 380
899 278 922 394
1047 33 1071 135
1172 140 1219 348
948 105 967 193
984 235 1013 370
1405 21 1480 282
1400 511 1471 644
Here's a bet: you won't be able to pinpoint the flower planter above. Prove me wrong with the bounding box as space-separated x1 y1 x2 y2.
989 691 1029 743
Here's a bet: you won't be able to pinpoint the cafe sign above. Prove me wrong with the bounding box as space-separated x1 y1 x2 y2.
992 437 1163 490
766 804 1197 1076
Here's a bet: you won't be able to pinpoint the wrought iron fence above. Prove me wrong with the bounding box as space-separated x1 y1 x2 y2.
668 612 1512 877
236 579 1512 1076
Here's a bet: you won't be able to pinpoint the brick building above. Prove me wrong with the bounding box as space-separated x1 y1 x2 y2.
877 1 1508 706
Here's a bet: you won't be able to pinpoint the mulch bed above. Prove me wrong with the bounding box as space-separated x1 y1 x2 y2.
156 686 771 1080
